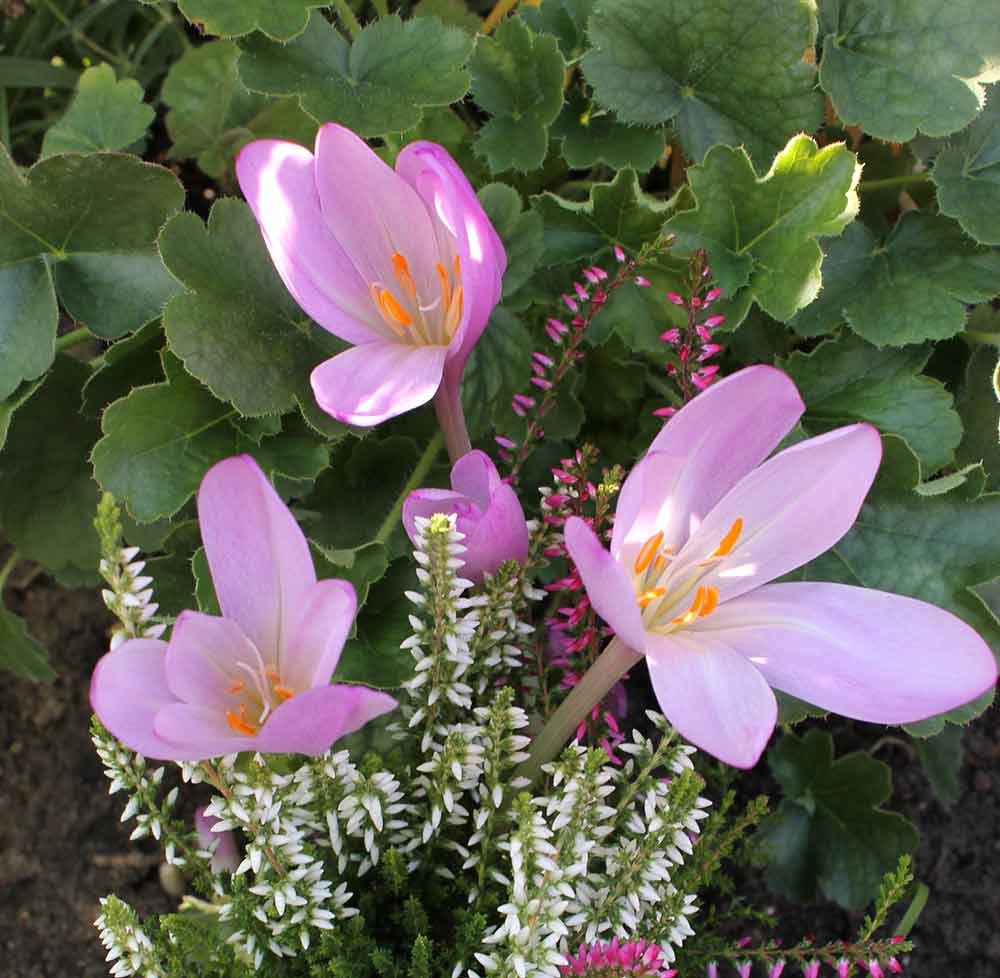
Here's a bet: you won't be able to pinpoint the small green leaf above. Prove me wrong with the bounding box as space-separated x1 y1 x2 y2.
757 729 919 909
0 356 100 579
40 64 153 159
239 14 472 137
0 260 57 401
469 17 564 172
780 334 963 474
583 0 822 165
664 136 861 321
521 0 593 58
0 607 54 681
177 0 325 40
0 147 184 342
533 168 670 266
818 0 1000 142
159 198 338 419
956 344 1000 489
930 86 1000 246
789 213 1000 345
477 183 544 299
0 376 45 453
412 0 482 35
913 725 964 807
313 540 390 610
551 90 665 172
82 321 165 417
91 353 237 522
462 306 532 439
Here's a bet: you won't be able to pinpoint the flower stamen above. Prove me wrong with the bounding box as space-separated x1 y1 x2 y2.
710 517 743 558
226 704 258 737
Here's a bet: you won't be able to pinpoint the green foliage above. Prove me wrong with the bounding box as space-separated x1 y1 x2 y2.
0 606 54 681
756 729 919 910
40 64 153 159
956 343 1000 489
913 724 964 807
176 0 326 41
789 213 1000 344
818 0 1000 142
469 17 564 172
583 0 822 165
665 136 861 321
239 13 473 137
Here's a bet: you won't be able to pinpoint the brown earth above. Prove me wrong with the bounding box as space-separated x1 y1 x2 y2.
1 575 997 978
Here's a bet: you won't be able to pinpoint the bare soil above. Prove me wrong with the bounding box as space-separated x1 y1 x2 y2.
1 576 997 977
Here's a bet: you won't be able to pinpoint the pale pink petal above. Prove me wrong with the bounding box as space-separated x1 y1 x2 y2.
194 806 240 873
701 582 999 724
153 703 258 760
645 632 778 768
463 482 529 580
313 124 440 303
198 455 315 660
90 639 181 760
395 141 506 362
564 516 647 653
235 139 381 345
310 342 448 426
450 449 502 510
615 366 804 561
680 424 882 604
164 611 261 708
402 488 468 544
282 579 357 692
253 684 398 756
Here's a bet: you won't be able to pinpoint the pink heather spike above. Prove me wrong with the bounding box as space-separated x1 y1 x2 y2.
614 245 626 262
533 352 555 367
531 377 553 390
592 266 608 280
495 435 516 450
574 281 589 301
703 314 726 328
705 287 722 303
513 394 536 408
666 292 685 305
887 959 902 975
583 268 599 285
634 275 651 287
660 328 681 344
653 406 678 417
547 317 569 334
696 325 712 342
562 293 579 312
700 343 724 359
511 401 526 417
545 324 563 344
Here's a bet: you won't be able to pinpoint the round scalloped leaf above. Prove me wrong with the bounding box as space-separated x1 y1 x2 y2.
819 0 1000 143
582 0 822 166
177 0 325 41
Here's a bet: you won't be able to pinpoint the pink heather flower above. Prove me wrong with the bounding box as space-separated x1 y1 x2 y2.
868 962 884 978
708 963 719 978
561 939 676 978
91 457 397 761
703 314 726 328
403 450 529 582
236 125 505 428
802 962 820 978
635 275 651 287
886 960 902 975
194 806 239 874
737 962 752 978
563 293 579 312
837 961 850 978
768 962 785 978
614 245 627 262
564 366 998 767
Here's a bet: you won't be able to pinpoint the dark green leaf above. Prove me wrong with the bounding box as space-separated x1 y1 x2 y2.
0 607 54 681
789 213 1000 345
956 344 1000 489
583 0 822 165
818 0 1000 142
239 14 472 137
780 334 963 473
477 183 545 299
0 260 57 401
0 356 100 579
664 136 860 321
522 0 594 58
82 321 165 417
913 725 964 807
40 64 154 159
469 17 564 172
177 0 325 40
0 56 78 89
757 729 919 909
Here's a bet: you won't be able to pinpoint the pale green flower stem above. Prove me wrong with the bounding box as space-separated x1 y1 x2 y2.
434 377 473 464
375 431 444 545
517 636 643 786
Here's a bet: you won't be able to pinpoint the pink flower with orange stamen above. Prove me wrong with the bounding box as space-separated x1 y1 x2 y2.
565 366 997 768
90 456 396 761
236 125 505 454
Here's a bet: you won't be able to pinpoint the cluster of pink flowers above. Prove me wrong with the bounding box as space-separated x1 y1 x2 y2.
704 934 906 978
562 938 677 978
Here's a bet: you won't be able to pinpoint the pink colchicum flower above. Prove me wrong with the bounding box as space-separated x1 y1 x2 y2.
90 456 397 761
402 450 529 582
236 124 506 459
564 366 998 768
194 806 239 874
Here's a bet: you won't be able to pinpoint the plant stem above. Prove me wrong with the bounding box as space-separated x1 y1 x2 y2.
965 329 1000 346
482 0 519 33
0 549 20 592
55 326 94 353
331 0 364 38
859 171 932 193
374 431 444 545
516 636 643 785
371 0 389 16
433 374 473 463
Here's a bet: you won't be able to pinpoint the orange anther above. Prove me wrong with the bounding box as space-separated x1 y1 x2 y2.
265 667 280 682
453 253 461 279
378 288 412 328
228 680 245 695
273 684 295 701
710 518 743 558
226 706 257 737
671 586 707 626
634 531 664 574
392 252 417 296
699 586 719 617
637 586 667 608
436 261 452 308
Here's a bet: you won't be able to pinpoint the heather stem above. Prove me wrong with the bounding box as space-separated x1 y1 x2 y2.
433 373 473 463
517 636 643 786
